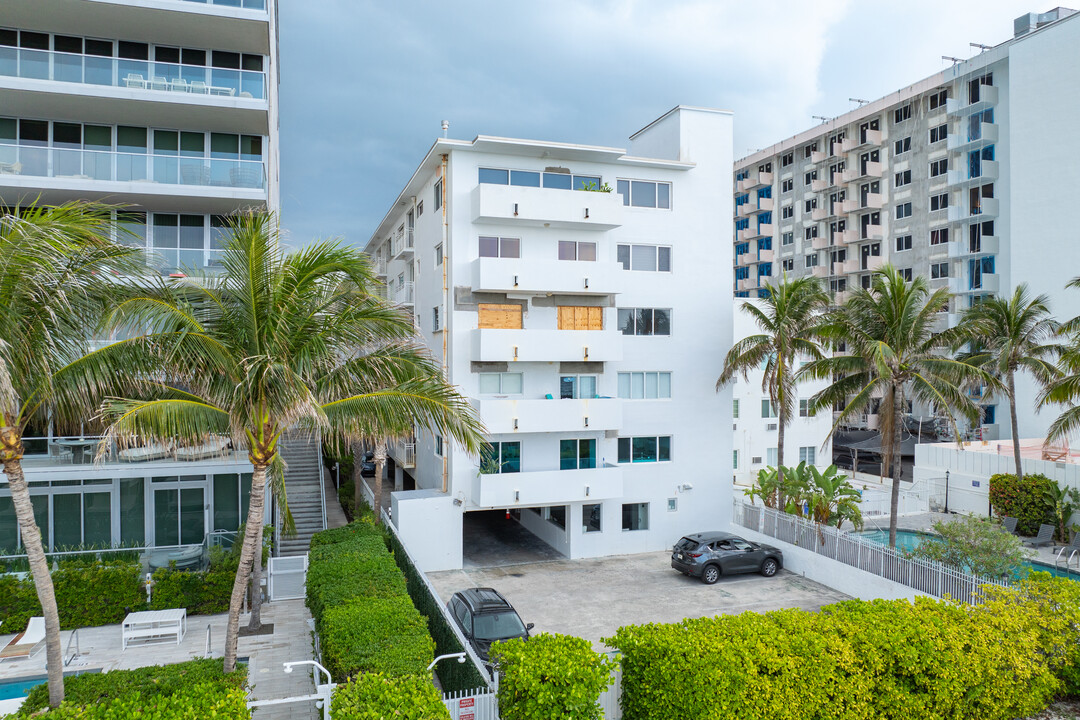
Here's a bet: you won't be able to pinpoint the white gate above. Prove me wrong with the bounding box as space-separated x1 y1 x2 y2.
443 688 499 720
268 553 308 601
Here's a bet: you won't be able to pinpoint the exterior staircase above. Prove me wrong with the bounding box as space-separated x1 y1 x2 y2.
275 434 326 556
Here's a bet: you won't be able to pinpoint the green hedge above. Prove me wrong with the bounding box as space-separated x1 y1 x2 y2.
491 634 615 720
606 575 1080 720
320 598 435 681
331 672 450 720
308 516 384 550
386 526 489 693
0 563 145 634
150 563 236 616
305 540 408 624
989 472 1056 536
17 658 248 718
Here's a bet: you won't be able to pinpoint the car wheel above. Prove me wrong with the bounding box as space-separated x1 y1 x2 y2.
701 565 720 585
760 558 779 577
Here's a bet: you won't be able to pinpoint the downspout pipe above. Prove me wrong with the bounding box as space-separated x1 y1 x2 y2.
441 153 449 494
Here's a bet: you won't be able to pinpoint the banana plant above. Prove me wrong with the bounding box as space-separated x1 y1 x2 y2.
804 463 863 530
1044 481 1080 542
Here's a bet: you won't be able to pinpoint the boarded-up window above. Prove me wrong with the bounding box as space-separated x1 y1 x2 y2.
478 303 522 329
557 306 602 330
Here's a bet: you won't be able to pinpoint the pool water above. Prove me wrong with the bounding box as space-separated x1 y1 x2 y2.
0 676 44 701
858 529 1080 580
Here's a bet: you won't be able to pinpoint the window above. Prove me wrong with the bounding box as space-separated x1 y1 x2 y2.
928 89 948 110
479 236 520 258
930 193 949 212
546 506 566 530
804 142 817 159
805 253 819 268
930 227 949 245
781 178 794 193
558 306 602 330
799 399 812 417
799 446 816 464
733 450 739 470
478 303 523 329
733 399 739 419
899 268 913 281
895 234 912 252
805 226 819 240
617 179 671 209
622 503 649 531
782 259 794 272
782 232 794 246
618 308 671 336
432 306 440 332
435 435 444 457
617 244 671 272
558 241 597 261
482 441 520 473
618 371 672 400
434 243 443 266
417 200 424 217
478 372 523 395
560 375 597 399
761 399 778 418
931 262 949 279
895 202 912 220
929 159 948 178
479 167 602 191
781 205 794 220
894 170 912 187
766 447 778 466
803 198 816 214
804 170 817 186
618 436 671 464
582 503 602 533
929 124 948 144
781 152 794 167
560 438 596 470
894 137 911 155
982 404 996 425
894 104 912 123
434 179 443 211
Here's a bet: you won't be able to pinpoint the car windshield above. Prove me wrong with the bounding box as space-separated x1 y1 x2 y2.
473 611 526 641
674 537 699 551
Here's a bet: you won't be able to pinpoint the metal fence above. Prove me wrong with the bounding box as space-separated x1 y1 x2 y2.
732 500 1008 604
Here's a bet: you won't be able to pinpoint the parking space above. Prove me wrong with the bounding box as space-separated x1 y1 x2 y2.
428 551 850 650
462 510 564 569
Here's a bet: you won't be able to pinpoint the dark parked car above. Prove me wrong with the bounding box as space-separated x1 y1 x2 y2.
671 531 783 584
447 588 533 662
360 450 376 478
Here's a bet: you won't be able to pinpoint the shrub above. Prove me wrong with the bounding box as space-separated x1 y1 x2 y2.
0 563 146 634
331 673 449 720
989 472 1055 536
309 518 383 549
18 658 247 717
306 540 408 623
386 527 488 693
150 557 237 615
491 634 615 720
909 514 1027 577
320 598 435 681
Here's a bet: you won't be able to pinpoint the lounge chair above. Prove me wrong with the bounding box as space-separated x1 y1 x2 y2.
123 73 145 89
175 436 231 461
149 76 168 91
189 80 208 94
0 617 46 662
1023 523 1056 548
1000 516 1018 534
118 442 172 462
147 545 204 571
169 78 189 93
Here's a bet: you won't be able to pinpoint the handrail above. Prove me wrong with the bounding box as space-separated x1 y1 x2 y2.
317 437 327 532
205 624 213 657
64 628 80 666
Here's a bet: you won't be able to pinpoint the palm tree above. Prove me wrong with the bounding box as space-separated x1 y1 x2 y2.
718 275 828 502
956 284 1060 481
1039 277 1080 448
0 202 143 707
805 265 984 547
96 211 486 673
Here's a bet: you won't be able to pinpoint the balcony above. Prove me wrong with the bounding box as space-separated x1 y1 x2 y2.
752 197 774 214
842 162 882 183
473 328 622 363
757 249 775 263
949 235 999 258
810 265 829 278
392 281 414 306
391 440 416 469
373 255 388 277
737 276 758 291
745 223 772 240
950 273 1000 294
474 464 623 509
737 252 755 267
841 258 861 274
737 171 772 193
0 144 265 205
810 150 827 164
472 258 623 297
737 202 756 218
472 184 622 231
837 229 860 244
391 228 415 259
811 207 828 221
17 435 250 479
842 130 881 151
947 160 1000 187
810 178 829 192
857 194 884 210
477 397 622 434
931 312 960 333
812 235 832 251
948 123 999 152
861 225 884 241
946 85 999 116
947 197 1000 222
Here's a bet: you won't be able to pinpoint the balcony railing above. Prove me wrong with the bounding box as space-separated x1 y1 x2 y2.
179 0 267 9
393 281 415 305
17 435 246 469
0 144 265 190
0 47 267 100
392 440 416 468
391 230 415 258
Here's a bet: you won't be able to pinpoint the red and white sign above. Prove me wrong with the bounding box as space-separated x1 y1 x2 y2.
459 698 475 709
460 714 475 720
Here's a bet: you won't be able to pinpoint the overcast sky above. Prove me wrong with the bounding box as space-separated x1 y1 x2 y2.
278 0 1040 247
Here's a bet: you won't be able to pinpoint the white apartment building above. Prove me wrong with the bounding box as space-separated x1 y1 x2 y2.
366 107 733 572
0 0 290 558
732 7 1080 443
731 299 832 486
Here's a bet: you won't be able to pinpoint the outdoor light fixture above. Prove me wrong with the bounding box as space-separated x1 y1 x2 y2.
282 661 333 688
514 490 520 502
583 347 589 361
585 208 590 219
584 277 589 289
427 653 467 672
585 486 590 497
513 203 519 216
513 274 519 287
513 346 518 360
584 417 589 428
513 418 518 430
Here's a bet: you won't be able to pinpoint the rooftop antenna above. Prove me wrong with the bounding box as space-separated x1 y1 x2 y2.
811 115 830 124
942 55 963 65
440 120 449 138
970 42 993 52
849 98 869 107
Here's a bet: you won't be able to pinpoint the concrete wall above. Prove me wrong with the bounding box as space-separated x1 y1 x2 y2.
391 490 462 572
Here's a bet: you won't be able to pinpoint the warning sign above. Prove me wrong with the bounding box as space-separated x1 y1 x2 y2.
459 698 475 709
461 714 474 720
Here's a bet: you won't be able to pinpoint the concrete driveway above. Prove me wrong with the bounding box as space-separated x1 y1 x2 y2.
427 551 850 650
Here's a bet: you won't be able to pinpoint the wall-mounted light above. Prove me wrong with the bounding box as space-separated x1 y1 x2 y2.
514 490 520 502
513 418 518 430
583 347 589 361
513 346 518 360
583 277 589 289
513 203 519 216
584 416 589 428
585 486 590 497
513 274 519 287
584 208 590 219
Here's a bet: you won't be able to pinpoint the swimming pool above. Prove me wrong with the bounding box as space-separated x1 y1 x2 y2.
0 668 101 701
858 529 1080 580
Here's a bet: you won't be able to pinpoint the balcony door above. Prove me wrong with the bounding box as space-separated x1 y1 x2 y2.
478 303 522 329
557 306 602 330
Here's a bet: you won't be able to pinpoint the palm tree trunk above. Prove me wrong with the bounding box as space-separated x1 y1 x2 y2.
224 463 267 673
776 405 787 511
246 530 262 632
2 457 64 707
888 387 902 547
1007 371 1023 482
372 443 386 525
351 442 363 521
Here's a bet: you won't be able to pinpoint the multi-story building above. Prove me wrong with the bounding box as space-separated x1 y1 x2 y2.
0 0 300 559
732 7 1080 442
731 299 832 486
366 106 733 572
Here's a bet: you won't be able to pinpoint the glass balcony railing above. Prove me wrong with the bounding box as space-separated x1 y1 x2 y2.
0 143 265 190
180 0 266 9
0 47 266 100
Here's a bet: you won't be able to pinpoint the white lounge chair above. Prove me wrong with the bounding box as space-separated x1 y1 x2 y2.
0 617 46 662
175 436 231 461
189 80 208 94
123 73 145 89
169 78 189 93
150 76 168 91
118 442 172 462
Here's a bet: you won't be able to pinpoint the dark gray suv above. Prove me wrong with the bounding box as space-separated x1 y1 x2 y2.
447 588 534 661
670 531 783 584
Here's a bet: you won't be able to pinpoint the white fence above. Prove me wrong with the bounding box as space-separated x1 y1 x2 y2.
268 553 308 601
732 500 1008 604
443 688 499 720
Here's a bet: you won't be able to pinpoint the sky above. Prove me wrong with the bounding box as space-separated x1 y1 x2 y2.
278 0 1041 247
